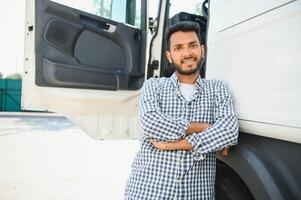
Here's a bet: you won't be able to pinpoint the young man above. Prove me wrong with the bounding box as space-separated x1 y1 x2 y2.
124 21 239 200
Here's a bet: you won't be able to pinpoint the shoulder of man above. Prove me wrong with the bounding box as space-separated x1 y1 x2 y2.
202 79 231 96
142 77 171 88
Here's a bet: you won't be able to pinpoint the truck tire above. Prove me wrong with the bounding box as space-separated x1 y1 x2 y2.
216 161 254 200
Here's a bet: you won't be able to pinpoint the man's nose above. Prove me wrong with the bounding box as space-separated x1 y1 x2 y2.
182 47 192 57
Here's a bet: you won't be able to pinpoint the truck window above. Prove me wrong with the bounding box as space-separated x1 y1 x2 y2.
51 0 142 28
169 0 206 17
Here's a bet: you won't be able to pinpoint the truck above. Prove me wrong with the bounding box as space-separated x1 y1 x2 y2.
22 0 301 199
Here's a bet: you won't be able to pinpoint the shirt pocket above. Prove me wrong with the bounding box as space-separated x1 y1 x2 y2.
190 94 214 124
160 93 184 119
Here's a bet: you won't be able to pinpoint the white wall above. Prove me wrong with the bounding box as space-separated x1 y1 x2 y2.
0 0 26 77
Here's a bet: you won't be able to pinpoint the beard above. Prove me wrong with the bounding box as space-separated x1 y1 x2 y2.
172 56 203 75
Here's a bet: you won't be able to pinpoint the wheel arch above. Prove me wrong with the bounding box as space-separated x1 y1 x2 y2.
216 133 301 200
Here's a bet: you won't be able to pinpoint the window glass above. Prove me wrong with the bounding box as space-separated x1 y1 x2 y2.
51 0 142 28
169 0 205 17
149 0 160 19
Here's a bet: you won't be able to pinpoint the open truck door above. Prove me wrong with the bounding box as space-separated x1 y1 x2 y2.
22 0 150 139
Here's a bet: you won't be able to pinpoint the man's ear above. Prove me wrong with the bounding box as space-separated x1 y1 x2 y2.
201 45 205 58
166 51 173 64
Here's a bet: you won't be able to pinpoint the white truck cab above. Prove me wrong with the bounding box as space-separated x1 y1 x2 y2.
23 0 301 199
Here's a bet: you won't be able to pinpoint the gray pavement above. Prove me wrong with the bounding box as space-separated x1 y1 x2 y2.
0 112 139 200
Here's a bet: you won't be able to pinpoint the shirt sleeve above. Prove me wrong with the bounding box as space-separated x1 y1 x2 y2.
186 80 239 156
139 78 190 142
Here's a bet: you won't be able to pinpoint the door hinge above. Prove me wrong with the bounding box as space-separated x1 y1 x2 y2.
148 17 157 32
149 60 159 70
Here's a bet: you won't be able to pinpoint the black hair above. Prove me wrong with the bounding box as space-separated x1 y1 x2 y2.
166 21 202 50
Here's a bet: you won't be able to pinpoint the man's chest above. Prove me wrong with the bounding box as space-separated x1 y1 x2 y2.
158 88 216 123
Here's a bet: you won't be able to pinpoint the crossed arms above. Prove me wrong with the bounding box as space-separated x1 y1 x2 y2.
139 78 239 155
150 122 210 150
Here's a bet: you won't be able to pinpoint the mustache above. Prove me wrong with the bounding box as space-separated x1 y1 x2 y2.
180 56 197 63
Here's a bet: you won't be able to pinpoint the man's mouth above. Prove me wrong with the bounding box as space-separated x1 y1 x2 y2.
181 57 196 65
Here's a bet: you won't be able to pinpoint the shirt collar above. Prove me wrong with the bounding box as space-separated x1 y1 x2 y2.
171 72 205 92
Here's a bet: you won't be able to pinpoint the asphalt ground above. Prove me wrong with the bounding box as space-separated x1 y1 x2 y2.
0 112 139 200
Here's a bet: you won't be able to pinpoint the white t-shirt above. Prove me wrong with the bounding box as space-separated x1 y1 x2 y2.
179 82 196 102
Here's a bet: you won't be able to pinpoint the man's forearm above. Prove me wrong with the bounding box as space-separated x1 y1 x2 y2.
150 122 210 151
151 137 231 155
186 122 210 135
151 139 193 150
151 121 233 154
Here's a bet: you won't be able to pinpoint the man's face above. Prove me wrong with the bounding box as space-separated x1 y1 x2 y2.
166 31 204 75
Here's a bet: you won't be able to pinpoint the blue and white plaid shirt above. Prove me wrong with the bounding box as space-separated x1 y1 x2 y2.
125 73 239 200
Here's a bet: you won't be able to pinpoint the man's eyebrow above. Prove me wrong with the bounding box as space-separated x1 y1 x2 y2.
189 40 199 45
172 43 183 48
172 40 199 48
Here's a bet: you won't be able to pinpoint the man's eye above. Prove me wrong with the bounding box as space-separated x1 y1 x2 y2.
174 47 182 51
191 43 198 48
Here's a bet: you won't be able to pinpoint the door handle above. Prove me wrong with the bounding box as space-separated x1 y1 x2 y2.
103 23 116 33
79 15 116 33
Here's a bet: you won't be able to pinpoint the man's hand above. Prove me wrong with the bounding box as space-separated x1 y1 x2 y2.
151 139 193 151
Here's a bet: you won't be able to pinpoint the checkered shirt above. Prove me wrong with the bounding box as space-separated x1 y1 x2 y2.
125 73 239 200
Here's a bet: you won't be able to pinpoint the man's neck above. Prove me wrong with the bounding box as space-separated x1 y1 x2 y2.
176 72 199 84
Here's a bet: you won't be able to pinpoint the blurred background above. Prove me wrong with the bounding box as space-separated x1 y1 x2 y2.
0 0 204 199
